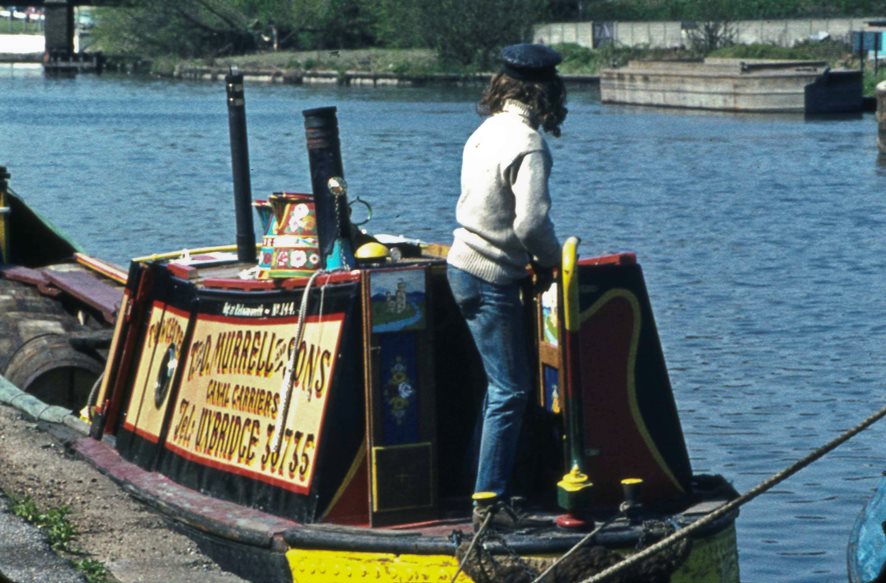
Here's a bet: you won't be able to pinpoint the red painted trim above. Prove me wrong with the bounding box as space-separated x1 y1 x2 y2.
196 311 345 326
155 302 190 318
121 421 161 444
579 252 637 267
200 270 361 291
167 262 198 280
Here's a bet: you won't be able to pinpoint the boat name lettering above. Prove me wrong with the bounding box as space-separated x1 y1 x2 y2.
221 302 265 317
220 301 298 318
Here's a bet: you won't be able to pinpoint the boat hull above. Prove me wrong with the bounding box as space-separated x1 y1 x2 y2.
848 475 886 583
74 430 739 583
284 523 739 583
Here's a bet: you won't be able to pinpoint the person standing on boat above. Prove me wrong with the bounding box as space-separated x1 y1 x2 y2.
446 43 567 530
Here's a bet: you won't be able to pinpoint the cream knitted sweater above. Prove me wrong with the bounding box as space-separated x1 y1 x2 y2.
447 100 561 285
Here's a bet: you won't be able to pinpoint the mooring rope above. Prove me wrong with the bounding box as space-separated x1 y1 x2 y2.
271 269 326 453
574 399 886 583
450 509 495 583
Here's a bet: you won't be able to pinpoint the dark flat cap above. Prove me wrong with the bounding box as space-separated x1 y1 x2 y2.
501 43 562 82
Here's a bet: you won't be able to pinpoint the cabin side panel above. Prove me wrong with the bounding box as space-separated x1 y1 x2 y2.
571 260 693 508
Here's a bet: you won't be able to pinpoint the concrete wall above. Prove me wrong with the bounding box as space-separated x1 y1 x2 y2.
534 17 880 49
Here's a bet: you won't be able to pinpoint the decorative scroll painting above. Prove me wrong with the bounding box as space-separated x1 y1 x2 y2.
379 332 419 445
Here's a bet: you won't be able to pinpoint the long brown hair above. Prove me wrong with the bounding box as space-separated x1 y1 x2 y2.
477 72 568 137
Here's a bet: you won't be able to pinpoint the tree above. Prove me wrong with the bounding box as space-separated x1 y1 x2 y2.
680 0 738 52
420 0 547 67
94 0 255 57
368 0 424 49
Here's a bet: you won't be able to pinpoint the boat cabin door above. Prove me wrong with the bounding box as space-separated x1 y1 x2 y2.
361 265 438 526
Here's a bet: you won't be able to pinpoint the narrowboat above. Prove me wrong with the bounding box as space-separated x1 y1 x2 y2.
848 474 886 583
0 166 125 411
1 72 741 583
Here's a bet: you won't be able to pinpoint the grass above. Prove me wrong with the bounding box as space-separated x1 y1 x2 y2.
7 493 113 583
863 67 886 96
0 19 44 35
186 47 445 76
133 40 886 97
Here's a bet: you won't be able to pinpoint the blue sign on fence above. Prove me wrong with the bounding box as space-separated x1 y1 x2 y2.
852 31 883 53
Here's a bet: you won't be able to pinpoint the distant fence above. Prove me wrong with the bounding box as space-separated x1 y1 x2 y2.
534 17 880 50
878 81 886 153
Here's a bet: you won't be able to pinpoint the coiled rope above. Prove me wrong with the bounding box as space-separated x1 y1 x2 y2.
530 516 618 583
450 509 495 583
573 399 886 583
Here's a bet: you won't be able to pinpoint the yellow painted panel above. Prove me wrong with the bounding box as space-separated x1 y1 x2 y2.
287 548 474 583
164 310 345 494
123 302 189 441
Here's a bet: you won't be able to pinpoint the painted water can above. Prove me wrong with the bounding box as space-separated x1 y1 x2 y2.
252 199 275 278
267 192 322 278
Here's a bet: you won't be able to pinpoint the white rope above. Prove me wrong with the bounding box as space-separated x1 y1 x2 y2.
271 269 326 453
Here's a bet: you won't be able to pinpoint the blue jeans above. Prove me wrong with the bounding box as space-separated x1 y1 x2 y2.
447 265 531 497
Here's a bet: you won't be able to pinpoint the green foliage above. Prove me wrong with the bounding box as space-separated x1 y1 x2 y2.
0 18 44 35
74 559 112 583
710 39 854 62
93 0 255 57
42 506 77 552
8 493 111 582
553 43 598 72
88 0 886 70
558 0 886 20
420 0 548 67
10 494 40 522
10 495 76 552
368 0 424 49
863 68 886 96
552 42 699 73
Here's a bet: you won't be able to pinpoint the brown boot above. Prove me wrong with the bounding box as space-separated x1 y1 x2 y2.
471 497 551 532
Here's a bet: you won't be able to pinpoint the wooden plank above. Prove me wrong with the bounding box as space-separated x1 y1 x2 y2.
0 264 51 287
44 268 122 323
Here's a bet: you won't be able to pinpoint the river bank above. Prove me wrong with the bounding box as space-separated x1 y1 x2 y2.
0 378 246 583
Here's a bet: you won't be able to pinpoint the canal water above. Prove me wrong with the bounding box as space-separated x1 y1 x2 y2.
1 63 884 582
